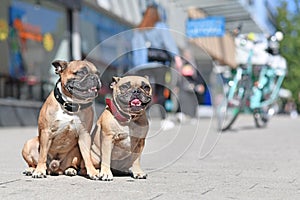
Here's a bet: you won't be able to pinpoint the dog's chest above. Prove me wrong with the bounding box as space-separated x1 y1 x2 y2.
112 125 130 143
50 109 83 152
54 109 83 133
111 125 132 159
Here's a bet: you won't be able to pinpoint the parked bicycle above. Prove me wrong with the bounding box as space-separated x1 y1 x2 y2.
218 31 287 131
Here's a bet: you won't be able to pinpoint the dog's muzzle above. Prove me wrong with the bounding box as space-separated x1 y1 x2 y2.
66 74 101 100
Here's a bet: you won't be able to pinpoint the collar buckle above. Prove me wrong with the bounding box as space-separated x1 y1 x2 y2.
62 101 81 113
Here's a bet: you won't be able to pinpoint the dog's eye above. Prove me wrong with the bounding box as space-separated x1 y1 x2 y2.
141 81 151 92
74 67 88 76
120 84 130 91
73 71 82 76
119 81 131 91
142 85 151 92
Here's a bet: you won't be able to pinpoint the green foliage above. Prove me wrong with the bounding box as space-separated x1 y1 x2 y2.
275 0 300 111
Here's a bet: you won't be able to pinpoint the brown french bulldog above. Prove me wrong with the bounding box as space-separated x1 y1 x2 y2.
91 76 152 181
22 60 101 180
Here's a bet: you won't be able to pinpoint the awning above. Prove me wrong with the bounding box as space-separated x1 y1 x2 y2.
171 0 266 67
172 0 264 34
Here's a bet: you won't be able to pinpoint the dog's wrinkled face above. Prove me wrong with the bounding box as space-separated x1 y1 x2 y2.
52 60 101 101
111 76 152 115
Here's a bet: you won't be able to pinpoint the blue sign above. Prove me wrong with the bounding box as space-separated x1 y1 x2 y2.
186 17 225 38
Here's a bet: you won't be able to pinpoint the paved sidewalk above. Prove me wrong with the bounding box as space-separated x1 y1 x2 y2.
0 115 299 199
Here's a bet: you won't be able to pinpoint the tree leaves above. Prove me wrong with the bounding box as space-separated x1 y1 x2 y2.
276 0 300 111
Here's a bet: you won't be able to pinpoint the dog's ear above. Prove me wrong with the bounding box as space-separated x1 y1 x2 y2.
144 75 149 80
52 60 68 74
110 76 121 88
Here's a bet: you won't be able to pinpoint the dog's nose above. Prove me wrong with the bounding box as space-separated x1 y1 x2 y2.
91 74 98 80
133 88 141 94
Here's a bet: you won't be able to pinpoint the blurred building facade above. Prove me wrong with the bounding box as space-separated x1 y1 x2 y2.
0 0 139 103
0 0 277 125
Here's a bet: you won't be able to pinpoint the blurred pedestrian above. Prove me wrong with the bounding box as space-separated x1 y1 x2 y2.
171 48 205 121
131 4 182 130
177 63 205 118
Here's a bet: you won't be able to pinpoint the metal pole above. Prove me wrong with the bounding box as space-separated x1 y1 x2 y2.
72 9 81 60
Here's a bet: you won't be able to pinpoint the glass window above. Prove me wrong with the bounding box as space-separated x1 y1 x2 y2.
79 6 131 64
0 0 10 77
0 0 69 100
79 5 132 102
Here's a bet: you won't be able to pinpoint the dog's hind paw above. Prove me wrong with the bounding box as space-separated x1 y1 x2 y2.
132 172 147 179
23 167 35 176
64 168 77 176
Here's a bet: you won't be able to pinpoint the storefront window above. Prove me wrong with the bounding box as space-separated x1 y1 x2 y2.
79 5 132 101
80 6 130 61
0 0 69 100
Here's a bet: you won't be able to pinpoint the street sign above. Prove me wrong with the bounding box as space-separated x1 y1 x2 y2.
186 16 225 38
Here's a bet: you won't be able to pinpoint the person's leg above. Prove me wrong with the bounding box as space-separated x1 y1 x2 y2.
155 84 166 119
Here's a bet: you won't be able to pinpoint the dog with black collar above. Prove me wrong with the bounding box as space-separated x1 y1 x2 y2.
22 60 101 180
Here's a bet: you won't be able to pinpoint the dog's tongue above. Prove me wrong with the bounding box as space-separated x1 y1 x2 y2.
131 99 142 106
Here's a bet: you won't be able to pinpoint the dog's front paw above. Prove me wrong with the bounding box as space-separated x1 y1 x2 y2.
87 168 100 180
32 169 47 178
132 171 147 179
99 168 113 181
64 168 77 176
23 167 35 176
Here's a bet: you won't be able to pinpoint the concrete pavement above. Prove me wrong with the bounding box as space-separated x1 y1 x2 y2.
0 115 299 199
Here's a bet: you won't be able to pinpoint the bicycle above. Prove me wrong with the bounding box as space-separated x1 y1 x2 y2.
218 31 287 131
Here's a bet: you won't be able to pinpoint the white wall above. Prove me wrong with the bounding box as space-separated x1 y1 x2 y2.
159 0 189 48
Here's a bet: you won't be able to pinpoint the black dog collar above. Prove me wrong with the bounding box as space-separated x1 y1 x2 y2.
54 81 93 113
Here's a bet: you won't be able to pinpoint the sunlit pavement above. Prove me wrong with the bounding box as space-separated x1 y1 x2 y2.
0 115 299 199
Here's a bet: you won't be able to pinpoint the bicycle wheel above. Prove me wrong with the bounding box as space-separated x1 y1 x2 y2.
253 107 269 128
221 81 246 131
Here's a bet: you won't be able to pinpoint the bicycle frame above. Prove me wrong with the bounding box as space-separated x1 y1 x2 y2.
250 66 286 109
227 48 253 106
